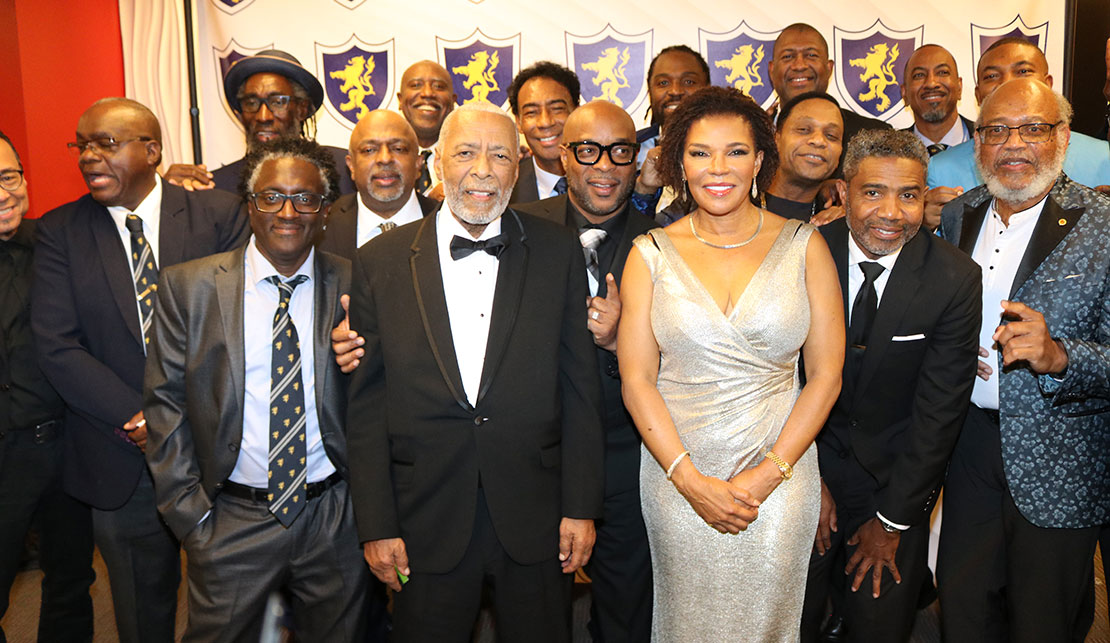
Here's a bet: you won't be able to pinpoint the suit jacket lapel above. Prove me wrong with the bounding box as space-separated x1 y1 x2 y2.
823 222 853 398
1009 188 1084 298
409 214 471 411
158 183 187 268
91 205 144 347
604 203 640 296
331 198 359 259
477 210 528 404
312 252 340 419
215 248 246 422
958 200 987 255
853 231 928 404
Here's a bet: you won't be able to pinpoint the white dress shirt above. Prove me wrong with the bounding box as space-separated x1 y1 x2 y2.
355 190 425 248
532 157 564 199
969 196 1047 410
231 238 335 487
912 118 970 148
107 175 163 348
436 208 502 406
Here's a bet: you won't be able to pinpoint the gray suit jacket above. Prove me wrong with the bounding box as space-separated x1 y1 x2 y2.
941 174 1110 528
143 246 352 539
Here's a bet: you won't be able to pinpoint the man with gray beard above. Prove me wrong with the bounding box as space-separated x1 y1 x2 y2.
344 102 604 642
937 78 1110 643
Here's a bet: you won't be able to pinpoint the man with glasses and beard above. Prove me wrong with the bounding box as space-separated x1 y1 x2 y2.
937 78 1110 643
345 102 604 642
163 50 356 196
516 101 657 642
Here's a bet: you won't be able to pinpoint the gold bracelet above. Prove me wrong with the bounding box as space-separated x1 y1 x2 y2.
665 451 691 481
765 450 793 480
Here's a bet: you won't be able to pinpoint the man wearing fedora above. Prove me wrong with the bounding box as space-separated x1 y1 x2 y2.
164 50 356 195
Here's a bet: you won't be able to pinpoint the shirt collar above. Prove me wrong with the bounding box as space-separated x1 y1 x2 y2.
437 204 503 248
107 173 162 222
532 157 563 197
847 231 903 272
356 189 424 228
245 235 315 288
913 118 970 147
989 191 1050 229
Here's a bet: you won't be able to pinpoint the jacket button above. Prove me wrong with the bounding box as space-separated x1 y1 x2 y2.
0 384 10 392
473 416 487 426
215 482 223 489
228 443 239 452
850 420 859 428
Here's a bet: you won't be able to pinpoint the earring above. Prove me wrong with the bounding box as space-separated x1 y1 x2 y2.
751 180 758 199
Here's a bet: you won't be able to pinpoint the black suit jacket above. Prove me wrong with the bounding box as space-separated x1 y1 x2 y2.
818 221 981 527
143 247 351 539
346 208 604 572
316 191 439 262
513 196 658 492
211 144 357 196
509 157 540 205
32 183 249 510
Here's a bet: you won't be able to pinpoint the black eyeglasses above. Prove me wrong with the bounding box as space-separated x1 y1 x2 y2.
565 141 640 166
66 137 154 156
238 95 298 115
976 121 1063 145
249 191 327 214
0 170 24 191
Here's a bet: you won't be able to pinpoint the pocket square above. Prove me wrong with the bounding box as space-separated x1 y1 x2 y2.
891 333 926 342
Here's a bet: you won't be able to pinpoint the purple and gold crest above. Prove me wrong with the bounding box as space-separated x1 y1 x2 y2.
566 25 651 114
971 15 1048 74
834 20 922 122
316 36 394 128
438 30 519 108
211 0 256 15
212 40 273 128
699 22 778 110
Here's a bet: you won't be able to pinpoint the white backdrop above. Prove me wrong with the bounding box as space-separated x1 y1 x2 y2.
119 0 1065 170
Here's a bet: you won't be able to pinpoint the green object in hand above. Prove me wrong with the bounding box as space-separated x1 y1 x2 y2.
396 566 409 585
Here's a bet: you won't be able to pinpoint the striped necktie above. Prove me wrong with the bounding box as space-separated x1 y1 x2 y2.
579 227 608 286
124 214 158 349
267 274 309 527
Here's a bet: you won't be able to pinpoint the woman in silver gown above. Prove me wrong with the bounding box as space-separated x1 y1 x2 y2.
618 87 845 641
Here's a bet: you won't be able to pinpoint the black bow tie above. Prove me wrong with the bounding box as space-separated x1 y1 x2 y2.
449 234 508 260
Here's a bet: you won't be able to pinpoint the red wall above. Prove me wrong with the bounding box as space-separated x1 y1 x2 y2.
0 0 126 218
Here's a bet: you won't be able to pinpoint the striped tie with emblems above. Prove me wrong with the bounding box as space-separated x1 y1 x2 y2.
267 275 309 527
124 215 158 350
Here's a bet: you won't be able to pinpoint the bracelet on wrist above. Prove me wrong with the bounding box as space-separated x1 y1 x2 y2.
764 450 793 480
665 450 691 481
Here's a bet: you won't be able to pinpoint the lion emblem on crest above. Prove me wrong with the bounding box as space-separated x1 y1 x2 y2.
452 50 500 103
715 44 765 97
582 47 631 106
849 43 899 112
328 54 377 120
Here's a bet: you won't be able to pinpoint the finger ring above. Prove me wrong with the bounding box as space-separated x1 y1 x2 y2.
591 310 600 320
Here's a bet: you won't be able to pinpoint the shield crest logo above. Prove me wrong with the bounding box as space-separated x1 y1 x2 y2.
331 0 367 8
438 30 519 107
699 22 778 110
211 0 256 15
971 15 1048 73
316 36 394 128
565 25 651 114
834 20 923 122
212 40 274 128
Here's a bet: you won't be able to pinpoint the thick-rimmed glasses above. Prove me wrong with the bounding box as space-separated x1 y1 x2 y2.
238 95 297 115
976 121 1063 145
565 141 640 166
249 191 327 214
66 137 153 156
0 170 24 191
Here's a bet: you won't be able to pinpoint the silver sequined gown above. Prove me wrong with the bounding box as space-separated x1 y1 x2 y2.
635 221 820 642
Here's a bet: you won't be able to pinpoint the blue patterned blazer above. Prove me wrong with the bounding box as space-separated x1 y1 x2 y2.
940 174 1110 528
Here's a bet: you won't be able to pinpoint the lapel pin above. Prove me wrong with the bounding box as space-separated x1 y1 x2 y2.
1058 218 1067 226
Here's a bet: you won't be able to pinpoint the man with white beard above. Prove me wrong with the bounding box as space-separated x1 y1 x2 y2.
344 102 604 642
937 78 1110 643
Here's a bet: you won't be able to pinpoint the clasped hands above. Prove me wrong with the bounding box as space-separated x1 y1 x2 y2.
670 458 780 534
976 300 1069 381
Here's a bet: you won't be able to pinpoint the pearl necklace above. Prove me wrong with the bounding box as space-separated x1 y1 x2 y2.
689 209 764 249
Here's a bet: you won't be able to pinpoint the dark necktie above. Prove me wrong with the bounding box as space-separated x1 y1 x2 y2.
554 177 568 196
416 150 433 193
378 221 397 234
849 262 885 350
926 143 949 156
124 214 159 348
449 234 508 260
267 274 309 527
578 227 608 287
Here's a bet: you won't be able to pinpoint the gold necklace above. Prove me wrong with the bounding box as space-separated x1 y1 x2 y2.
689 209 764 249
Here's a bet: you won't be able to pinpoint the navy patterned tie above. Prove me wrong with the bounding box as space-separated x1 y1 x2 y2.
267 275 309 527
124 215 158 349
554 176 568 196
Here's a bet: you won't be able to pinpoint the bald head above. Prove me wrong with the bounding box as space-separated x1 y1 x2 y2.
398 60 457 147
974 39 1051 104
771 24 835 103
559 101 639 221
85 97 162 144
562 100 635 143
346 109 421 214
75 97 164 210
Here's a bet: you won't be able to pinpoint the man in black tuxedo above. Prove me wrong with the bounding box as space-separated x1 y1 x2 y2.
507 62 580 204
144 138 367 641
515 100 657 643
800 129 981 643
318 109 438 262
346 102 604 642
900 44 974 156
31 97 249 643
